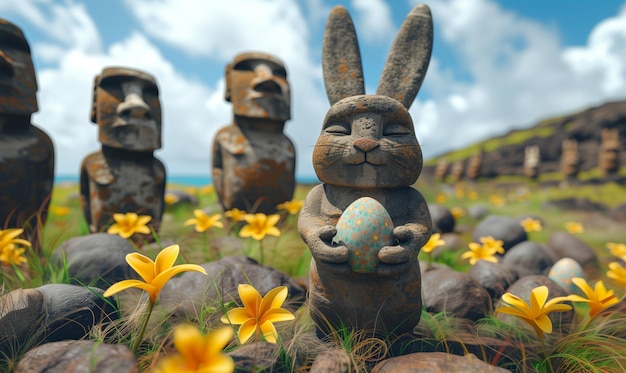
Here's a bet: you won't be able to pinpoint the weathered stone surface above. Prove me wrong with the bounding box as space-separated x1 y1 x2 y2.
541 197 608 212
468 260 519 301
467 204 490 220
608 202 626 222
212 52 295 214
501 241 555 278
52 233 138 289
0 19 54 242
429 204 455 234
0 284 116 360
299 3 433 339
472 215 527 252
372 352 509 373
422 268 492 321
497 275 575 334
546 231 599 275
15 340 137 373
228 342 277 373
310 348 353 373
80 67 165 238
159 256 306 318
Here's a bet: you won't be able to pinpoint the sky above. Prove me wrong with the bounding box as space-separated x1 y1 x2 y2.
3 0 626 180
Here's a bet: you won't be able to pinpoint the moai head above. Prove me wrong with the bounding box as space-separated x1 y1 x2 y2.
524 145 540 179
449 159 465 183
561 138 579 178
90 67 162 151
466 151 482 180
225 52 290 125
434 158 450 182
0 19 38 118
599 128 620 176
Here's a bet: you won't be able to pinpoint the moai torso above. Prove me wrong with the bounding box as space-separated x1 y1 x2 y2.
598 128 620 177
298 4 433 338
80 67 165 235
561 139 579 180
524 145 540 179
0 19 54 234
212 53 295 214
449 159 465 183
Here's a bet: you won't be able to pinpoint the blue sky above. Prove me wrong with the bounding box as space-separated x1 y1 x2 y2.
3 0 626 179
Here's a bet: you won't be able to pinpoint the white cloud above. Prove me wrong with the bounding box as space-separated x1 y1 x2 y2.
350 0 395 43
410 0 626 159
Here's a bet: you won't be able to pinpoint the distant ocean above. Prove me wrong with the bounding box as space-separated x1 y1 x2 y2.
54 175 321 187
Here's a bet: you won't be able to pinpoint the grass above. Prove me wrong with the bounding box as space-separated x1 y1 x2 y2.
1 179 626 372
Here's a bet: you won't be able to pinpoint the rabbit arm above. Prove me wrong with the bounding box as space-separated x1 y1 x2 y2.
299 185 350 273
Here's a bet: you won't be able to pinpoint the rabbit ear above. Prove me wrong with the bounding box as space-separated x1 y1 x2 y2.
323 6 365 105
376 4 433 109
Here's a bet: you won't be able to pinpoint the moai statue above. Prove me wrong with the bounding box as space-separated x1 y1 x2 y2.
434 158 450 182
561 138 579 181
0 19 54 237
298 4 433 338
598 128 620 177
212 52 295 214
449 159 465 183
466 151 483 181
524 145 540 180
80 67 165 236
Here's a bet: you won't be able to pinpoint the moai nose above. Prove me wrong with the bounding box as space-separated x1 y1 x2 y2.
0 51 14 78
353 138 379 152
117 93 151 120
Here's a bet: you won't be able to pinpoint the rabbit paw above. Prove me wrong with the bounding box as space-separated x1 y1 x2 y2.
377 245 412 277
311 225 351 275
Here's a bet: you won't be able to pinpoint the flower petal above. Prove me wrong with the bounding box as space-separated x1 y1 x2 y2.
501 293 528 310
237 319 257 344
571 277 594 300
206 326 234 357
155 245 179 274
205 355 236 373
126 253 156 283
151 264 207 293
184 218 197 226
495 306 531 319
260 320 278 344
530 286 549 314
238 284 262 315
103 279 156 298
262 308 295 324
137 215 152 226
259 286 288 316
173 323 204 363
534 315 553 334
222 308 252 325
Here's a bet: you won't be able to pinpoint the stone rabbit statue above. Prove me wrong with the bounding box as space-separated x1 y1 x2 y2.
298 4 433 338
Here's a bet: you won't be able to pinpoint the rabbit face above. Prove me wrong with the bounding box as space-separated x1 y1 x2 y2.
313 95 422 188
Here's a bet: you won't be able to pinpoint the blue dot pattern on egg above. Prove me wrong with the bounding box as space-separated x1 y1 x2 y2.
548 257 586 295
333 197 395 273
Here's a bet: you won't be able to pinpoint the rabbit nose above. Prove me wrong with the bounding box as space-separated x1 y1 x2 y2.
353 138 379 152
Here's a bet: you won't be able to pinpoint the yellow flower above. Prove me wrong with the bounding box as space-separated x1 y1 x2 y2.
607 262 626 286
455 187 465 199
165 193 180 205
154 324 234 373
495 286 572 338
50 205 70 216
489 195 506 207
224 208 247 222
422 233 445 254
221 284 295 344
199 185 214 195
461 236 504 265
276 200 304 215
185 187 197 195
0 244 27 266
239 213 281 241
607 242 626 258
107 212 152 239
435 193 447 204
0 228 31 251
450 207 465 220
566 278 619 318
103 244 207 303
520 217 542 233
564 221 584 234
184 210 224 233
468 190 478 200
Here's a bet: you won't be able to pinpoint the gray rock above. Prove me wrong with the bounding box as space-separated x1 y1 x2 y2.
0 288 45 357
546 231 599 276
228 342 277 373
468 260 519 301
52 233 138 289
165 189 199 207
472 215 527 252
372 352 509 373
159 256 306 319
422 268 492 321
501 241 555 278
15 340 137 373
429 204 455 233
467 204 490 220
310 348 353 373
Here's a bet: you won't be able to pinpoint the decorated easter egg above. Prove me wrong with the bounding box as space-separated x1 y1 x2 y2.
548 257 586 295
333 197 395 273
